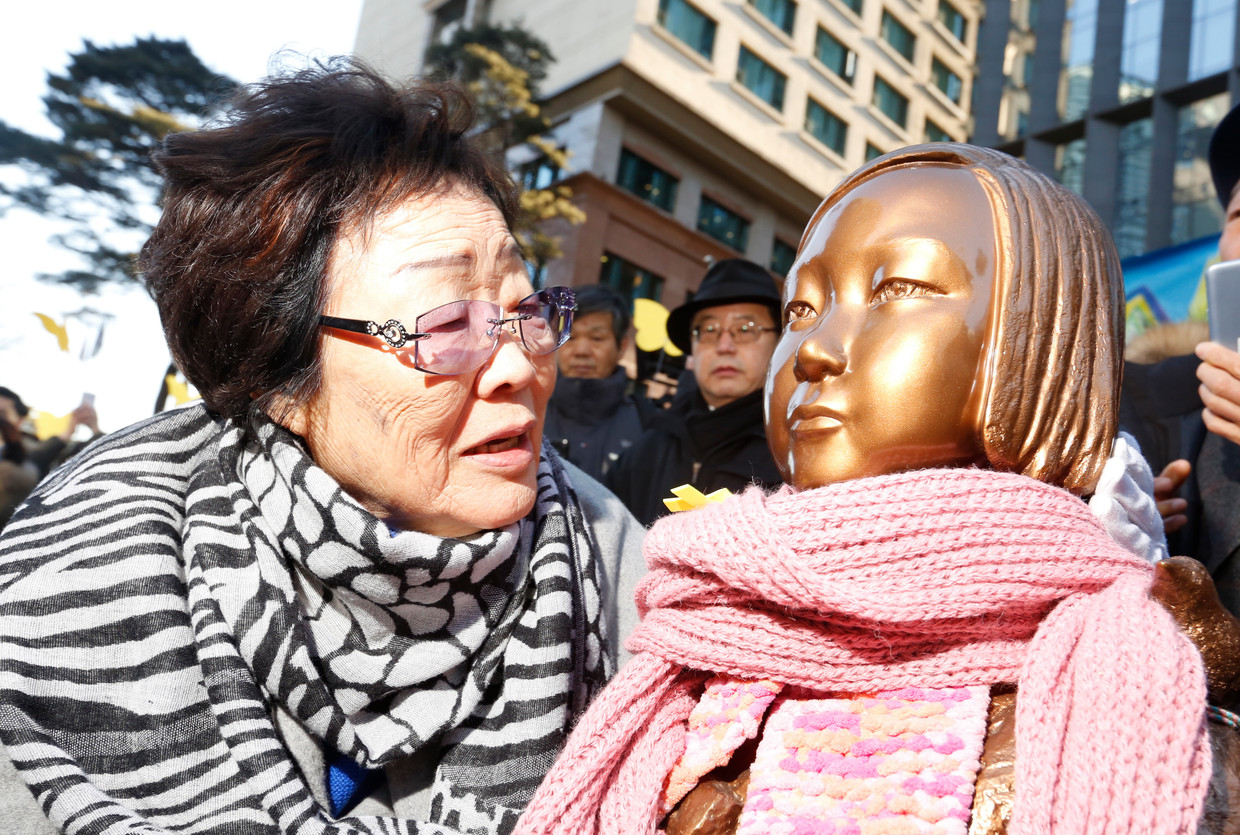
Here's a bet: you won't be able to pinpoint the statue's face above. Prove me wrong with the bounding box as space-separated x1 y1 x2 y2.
764 165 997 489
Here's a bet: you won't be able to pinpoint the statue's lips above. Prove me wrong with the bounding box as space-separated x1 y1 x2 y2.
790 414 843 434
789 404 844 434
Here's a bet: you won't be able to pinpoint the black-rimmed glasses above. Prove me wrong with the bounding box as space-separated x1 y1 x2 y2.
318 286 575 375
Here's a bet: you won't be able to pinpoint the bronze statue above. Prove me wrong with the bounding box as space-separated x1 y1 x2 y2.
514 144 1239 835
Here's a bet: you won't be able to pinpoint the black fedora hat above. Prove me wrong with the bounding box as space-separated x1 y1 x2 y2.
666 258 781 353
1210 103 1240 207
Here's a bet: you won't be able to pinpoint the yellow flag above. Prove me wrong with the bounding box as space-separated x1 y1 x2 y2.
33 313 69 352
632 298 684 357
165 374 195 406
32 410 73 441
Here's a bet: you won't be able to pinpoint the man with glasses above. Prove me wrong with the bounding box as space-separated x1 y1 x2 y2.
608 259 784 525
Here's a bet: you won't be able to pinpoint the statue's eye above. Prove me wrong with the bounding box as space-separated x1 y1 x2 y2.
872 279 935 305
785 300 817 325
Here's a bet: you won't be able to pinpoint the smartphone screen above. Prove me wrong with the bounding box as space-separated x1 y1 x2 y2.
1207 260 1240 352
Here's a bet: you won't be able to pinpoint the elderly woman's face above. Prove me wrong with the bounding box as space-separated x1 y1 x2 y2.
764 165 996 489
282 182 555 538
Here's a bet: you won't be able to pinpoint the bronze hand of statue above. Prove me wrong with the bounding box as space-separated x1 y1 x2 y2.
1152 556 1240 711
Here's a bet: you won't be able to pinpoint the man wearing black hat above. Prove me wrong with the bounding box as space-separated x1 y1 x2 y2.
606 258 784 525
1121 102 1240 614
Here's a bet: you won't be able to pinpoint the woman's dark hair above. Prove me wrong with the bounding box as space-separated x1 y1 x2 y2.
139 58 520 421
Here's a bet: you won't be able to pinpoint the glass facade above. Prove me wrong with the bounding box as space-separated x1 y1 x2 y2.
737 46 787 111
872 76 909 128
937 0 967 42
1190 0 1238 81
1058 0 1098 122
814 26 856 83
805 98 847 154
771 238 797 277
1114 118 1153 258
866 142 885 162
880 11 916 63
838 0 864 13
751 0 796 36
1054 138 1086 195
658 0 717 59
931 57 963 105
698 196 751 251
1173 92 1231 244
617 148 679 212
600 253 665 304
925 120 950 142
998 0 1036 141
1119 0 1162 104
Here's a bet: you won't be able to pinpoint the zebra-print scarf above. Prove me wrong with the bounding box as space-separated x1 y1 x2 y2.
0 405 609 834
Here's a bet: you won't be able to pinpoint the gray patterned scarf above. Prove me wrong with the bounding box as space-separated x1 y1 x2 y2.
0 406 609 834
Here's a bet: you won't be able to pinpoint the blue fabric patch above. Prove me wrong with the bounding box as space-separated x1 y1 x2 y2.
326 749 381 817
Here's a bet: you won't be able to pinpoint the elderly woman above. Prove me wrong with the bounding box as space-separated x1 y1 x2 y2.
0 62 644 834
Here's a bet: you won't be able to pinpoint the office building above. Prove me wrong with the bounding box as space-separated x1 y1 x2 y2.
973 0 1239 260
354 0 983 308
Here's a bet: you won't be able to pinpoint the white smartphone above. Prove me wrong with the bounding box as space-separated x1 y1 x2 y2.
1206 259 1240 352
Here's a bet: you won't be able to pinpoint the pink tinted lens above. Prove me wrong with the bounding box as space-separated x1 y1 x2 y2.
413 300 500 374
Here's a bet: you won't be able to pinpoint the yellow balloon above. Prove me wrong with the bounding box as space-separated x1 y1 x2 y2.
32 411 73 442
164 374 197 406
632 298 683 357
34 313 70 352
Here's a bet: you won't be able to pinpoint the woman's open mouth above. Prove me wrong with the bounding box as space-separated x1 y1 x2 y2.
463 430 536 470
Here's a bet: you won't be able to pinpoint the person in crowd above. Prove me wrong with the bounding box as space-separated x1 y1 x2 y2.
1123 101 1240 614
0 386 101 479
0 61 645 835
607 259 783 525
543 284 650 481
516 142 1237 835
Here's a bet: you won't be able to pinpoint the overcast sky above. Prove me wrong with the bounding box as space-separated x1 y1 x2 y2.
0 1 365 430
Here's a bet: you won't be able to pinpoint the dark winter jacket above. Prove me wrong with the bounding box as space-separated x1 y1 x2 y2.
1120 355 1240 615
543 369 649 483
606 388 783 526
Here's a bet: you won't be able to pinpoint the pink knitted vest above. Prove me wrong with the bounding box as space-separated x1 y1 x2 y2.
515 468 1210 835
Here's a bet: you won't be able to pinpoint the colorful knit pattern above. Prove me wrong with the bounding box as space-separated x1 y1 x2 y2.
662 676 783 812
737 685 990 835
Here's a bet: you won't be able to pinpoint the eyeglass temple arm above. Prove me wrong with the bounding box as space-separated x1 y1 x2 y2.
318 314 428 347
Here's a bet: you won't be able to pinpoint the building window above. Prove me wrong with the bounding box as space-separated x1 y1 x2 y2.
1114 119 1153 258
658 0 717 60
925 119 950 142
1173 92 1230 244
931 57 963 105
520 156 560 191
751 0 796 35
1058 0 1098 122
771 238 797 277
866 142 885 162
814 26 856 83
617 148 679 212
429 0 468 46
600 253 665 303
737 46 787 111
937 0 968 42
880 10 916 63
839 0 865 13
805 98 848 155
698 196 751 251
1119 0 1163 104
1190 0 1238 82
1054 137 1087 195
872 76 909 128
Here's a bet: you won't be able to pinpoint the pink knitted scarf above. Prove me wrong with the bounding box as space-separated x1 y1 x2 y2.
515 468 1210 835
